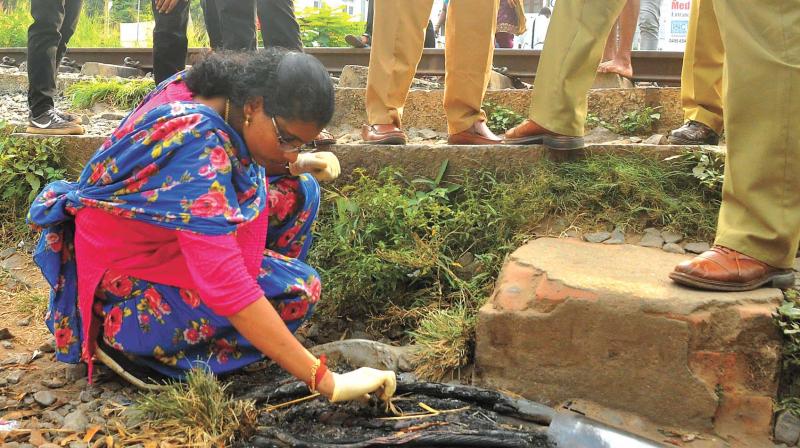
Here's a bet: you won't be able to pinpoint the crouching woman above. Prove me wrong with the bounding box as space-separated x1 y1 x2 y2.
28 49 395 403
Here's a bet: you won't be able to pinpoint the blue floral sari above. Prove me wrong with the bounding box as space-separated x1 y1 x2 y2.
28 75 321 379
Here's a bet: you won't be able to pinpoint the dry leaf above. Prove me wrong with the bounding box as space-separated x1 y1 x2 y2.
59 433 79 446
84 425 101 442
28 429 45 446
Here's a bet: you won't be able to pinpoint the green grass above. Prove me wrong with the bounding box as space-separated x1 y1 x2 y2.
66 78 155 110
309 153 722 378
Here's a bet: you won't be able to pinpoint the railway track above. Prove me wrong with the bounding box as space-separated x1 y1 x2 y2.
0 47 683 85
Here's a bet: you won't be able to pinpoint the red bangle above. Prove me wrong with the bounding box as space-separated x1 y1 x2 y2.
308 354 328 392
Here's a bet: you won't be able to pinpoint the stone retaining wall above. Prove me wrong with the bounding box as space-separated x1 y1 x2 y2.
0 72 683 135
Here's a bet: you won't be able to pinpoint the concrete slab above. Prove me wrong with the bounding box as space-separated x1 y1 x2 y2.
476 237 782 436
11 130 699 179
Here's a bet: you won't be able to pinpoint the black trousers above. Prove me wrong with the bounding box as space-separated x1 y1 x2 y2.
202 0 301 52
152 0 190 84
27 0 82 117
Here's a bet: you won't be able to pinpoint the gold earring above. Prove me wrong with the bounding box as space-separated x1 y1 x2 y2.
224 99 230 123
245 115 251 127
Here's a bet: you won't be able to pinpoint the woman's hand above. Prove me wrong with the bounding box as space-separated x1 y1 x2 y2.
319 368 397 402
289 152 341 181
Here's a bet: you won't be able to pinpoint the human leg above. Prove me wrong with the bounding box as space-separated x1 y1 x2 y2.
507 0 627 145
671 0 800 290
257 0 302 51
670 0 724 144
151 0 190 84
597 0 638 78
201 0 224 50
363 0 432 143
27 0 66 118
216 0 257 51
637 0 661 50
56 0 82 65
443 0 500 136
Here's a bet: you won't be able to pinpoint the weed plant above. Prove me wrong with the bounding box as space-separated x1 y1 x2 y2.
483 102 525 135
132 368 256 446
66 78 155 110
587 106 662 136
310 153 722 376
0 126 67 247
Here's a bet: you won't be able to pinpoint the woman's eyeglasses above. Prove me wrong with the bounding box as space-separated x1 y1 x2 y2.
271 116 312 153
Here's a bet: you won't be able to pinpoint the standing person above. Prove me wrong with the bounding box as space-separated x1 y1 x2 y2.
28 50 397 403
637 0 661 50
26 0 84 135
201 0 258 51
152 0 192 84
347 0 437 49
495 0 526 49
202 0 301 52
503 1 629 150
256 0 302 51
362 0 501 146
597 0 639 78
667 0 724 145
670 0 798 291
530 7 551 50
202 0 333 146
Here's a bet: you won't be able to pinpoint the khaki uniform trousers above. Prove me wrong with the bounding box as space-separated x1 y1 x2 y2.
365 0 499 135
680 0 725 134
713 0 800 268
527 0 628 136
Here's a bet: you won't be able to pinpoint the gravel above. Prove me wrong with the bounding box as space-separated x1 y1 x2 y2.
33 390 57 406
0 91 123 137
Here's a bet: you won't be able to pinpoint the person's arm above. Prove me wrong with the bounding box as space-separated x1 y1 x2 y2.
227 298 336 396
177 231 393 401
434 4 448 35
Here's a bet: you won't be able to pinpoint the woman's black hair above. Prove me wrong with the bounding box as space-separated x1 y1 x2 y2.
540 7 552 17
183 48 335 127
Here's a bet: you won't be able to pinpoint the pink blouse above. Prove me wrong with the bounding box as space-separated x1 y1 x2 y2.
75 79 266 320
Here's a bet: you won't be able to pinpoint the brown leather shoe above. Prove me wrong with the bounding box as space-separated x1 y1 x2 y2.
361 124 406 145
503 119 585 150
310 128 336 148
670 245 794 291
447 129 502 145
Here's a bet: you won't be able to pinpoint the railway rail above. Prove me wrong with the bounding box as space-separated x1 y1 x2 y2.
0 47 683 85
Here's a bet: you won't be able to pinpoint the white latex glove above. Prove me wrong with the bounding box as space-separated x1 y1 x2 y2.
329 367 397 403
288 152 341 182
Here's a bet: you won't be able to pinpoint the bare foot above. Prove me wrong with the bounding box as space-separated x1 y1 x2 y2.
473 120 499 140
597 59 633 78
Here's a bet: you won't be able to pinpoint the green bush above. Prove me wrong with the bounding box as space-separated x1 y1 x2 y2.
0 2 31 47
310 153 722 321
0 126 67 246
297 5 364 47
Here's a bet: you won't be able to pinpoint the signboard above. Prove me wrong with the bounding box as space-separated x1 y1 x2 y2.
659 0 691 51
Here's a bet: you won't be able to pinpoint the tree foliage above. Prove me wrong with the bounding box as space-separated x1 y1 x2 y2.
297 4 364 47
